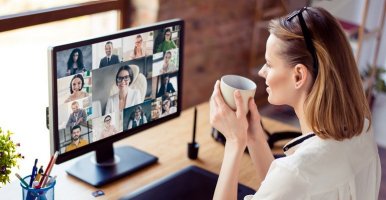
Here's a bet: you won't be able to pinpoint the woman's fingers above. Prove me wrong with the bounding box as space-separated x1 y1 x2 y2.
234 90 246 118
213 80 231 112
248 98 261 121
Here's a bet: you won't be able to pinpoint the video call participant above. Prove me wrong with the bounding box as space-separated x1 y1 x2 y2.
156 74 176 98
66 101 87 128
100 115 118 139
130 35 146 60
151 100 162 120
128 105 148 129
160 96 176 118
159 51 177 74
210 7 380 199
105 65 141 114
64 74 89 103
67 48 86 76
65 125 88 152
99 41 120 68
156 28 177 53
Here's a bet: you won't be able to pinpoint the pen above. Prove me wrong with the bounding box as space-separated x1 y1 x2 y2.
192 107 197 144
29 159 38 187
15 173 29 188
34 165 44 182
39 151 58 188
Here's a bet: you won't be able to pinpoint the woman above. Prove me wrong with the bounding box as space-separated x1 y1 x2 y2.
160 96 176 117
156 28 177 53
105 65 141 114
130 35 146 59
67 48 85 75
64 74 89 103
128 105 148 129
210 7 380 199
100 115 118 139
159 51 177 74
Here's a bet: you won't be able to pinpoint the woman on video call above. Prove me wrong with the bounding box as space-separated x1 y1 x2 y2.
210 7 380 199
128 105 148 129
156 28 177 53
67 48 85 75
159 51 177 74
105 65 141 115
64 74 89 103
100 115 118 139
130 35 146 59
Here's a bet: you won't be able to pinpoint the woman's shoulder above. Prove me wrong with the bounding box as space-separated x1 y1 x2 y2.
108 93 119 100
128 87 140 94
81 91 89 97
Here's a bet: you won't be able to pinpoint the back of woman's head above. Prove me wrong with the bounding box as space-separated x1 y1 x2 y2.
269 7 371 140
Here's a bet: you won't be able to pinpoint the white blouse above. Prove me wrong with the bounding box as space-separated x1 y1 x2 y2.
245 120 381 200
105 88 141 115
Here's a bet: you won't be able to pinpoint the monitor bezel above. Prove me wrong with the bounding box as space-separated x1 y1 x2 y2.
48 19 184 164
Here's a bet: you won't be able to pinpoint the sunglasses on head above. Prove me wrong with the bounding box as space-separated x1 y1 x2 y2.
286 7 318 76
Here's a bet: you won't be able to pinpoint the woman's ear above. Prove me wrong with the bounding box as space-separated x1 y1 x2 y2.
293 64 309 89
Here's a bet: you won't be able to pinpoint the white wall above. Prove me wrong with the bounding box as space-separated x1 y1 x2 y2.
312 0 386 70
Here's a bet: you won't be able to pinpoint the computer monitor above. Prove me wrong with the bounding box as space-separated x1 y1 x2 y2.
47 19 184 186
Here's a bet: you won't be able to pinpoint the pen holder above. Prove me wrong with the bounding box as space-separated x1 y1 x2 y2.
187 142 199 159
20 175 56 200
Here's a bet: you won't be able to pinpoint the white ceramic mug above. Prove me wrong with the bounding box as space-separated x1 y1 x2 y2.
220 75 256 112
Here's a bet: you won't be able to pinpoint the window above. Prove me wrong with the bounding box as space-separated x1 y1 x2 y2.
0 0 130 180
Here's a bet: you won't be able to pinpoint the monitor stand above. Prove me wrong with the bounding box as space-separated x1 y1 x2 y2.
66 144 158 187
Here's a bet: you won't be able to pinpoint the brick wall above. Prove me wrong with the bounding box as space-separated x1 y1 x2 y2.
157 0 266 109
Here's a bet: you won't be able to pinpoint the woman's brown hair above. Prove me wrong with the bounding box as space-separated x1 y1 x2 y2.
268 7 371 140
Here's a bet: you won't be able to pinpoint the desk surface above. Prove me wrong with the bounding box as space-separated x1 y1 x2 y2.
0 102 299 200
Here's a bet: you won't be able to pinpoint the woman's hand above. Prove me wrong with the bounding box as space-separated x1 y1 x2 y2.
209 80 248 148
246 98 266 145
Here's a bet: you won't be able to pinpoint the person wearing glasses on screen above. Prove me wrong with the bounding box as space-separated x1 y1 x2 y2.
66 48 86 76
210 7 380 200
64 74 89 103
160 96 176 118
105 65 141 115
159 51 177 74
130 35 146 60
128 105 148 129
156 28 177 53
99 41 120 68
100 115 118 139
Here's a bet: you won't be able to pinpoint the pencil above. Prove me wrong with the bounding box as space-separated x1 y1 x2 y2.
38 151 58 188
41 151 58 187
15 173 29 188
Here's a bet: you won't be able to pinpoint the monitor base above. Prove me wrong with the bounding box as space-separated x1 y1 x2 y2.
66 146 158 187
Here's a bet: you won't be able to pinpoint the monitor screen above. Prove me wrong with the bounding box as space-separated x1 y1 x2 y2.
47 19 184 186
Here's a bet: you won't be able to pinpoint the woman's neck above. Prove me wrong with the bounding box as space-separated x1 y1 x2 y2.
135 47 142 54
73 90 81 97
119 88 128 99
293 97 313 135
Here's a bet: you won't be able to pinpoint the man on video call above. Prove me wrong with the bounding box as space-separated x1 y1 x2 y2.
157 74 176 98
65 125 89 152
66 101 87 128
99 41 120 68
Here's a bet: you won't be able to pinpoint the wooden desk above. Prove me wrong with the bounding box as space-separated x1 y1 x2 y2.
0 102 299 200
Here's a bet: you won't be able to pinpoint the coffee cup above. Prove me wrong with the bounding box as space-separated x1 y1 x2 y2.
220 75 256 112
